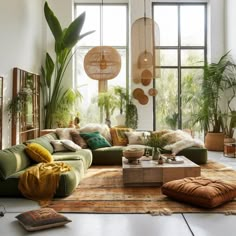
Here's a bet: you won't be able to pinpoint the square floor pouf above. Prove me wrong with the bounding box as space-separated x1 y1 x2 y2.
161 176 236 208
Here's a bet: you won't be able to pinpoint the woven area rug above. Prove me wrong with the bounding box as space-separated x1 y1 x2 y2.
44 161 236 215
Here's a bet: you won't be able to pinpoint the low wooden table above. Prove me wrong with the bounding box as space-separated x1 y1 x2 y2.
122 156 201 186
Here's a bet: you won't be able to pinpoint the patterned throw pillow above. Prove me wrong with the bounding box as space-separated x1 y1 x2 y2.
125 131 145 145
15 208 71 231
25 143 53 163
61 140 81 152
80 131 111 150
70 130 88 148
110 127 133 146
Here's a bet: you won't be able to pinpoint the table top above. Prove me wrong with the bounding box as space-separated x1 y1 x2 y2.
122 155 200 169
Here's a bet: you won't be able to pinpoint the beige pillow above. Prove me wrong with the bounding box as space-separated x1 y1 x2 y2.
56 128 75 140
125 131 145 145
79 123 112 144
61 140 81 152
50 140 68 152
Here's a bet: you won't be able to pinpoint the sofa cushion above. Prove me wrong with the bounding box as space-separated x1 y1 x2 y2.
70 130 88 148
125 131 145 145
161 176 236 208
79 123 112 144
15 208 71 231
61 140 81 151
56 128 75 140
110 127 132 146
50 140 68 152
80 132 111 150
25 133 57 154
0 144 31 180
25 143 53 163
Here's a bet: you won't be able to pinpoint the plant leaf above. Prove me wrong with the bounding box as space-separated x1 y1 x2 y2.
63 12 94 48
45 53 54 88
44 2 63 42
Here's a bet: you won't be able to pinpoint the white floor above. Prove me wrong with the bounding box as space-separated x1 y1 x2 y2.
1 151 236 236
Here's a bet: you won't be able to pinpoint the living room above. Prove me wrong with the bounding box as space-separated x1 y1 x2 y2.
0 0 236 235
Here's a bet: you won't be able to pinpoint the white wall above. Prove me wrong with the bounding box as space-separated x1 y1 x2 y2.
0 0 43 148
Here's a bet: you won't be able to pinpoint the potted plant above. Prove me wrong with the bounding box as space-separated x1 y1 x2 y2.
145 132 168 160
193 51 236 150
125 99 138 129
114 86 127 126
97 89 119 127
41 2 94 128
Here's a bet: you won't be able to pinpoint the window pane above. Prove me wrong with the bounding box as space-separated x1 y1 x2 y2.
153 6 178 46
180 6 205 46
76 6 100 46
103 6 127 46
181 50 204 66
181 69 204 139
76 5 127 46
159 49 178 67
155 69 178 130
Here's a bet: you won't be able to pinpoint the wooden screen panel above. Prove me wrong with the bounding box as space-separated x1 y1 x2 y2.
11 67 40 145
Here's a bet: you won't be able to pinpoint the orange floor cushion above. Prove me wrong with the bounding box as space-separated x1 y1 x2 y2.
161 176 236 208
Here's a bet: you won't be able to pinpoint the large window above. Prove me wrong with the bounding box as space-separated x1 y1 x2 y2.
153 3 207 137
74 4 128 126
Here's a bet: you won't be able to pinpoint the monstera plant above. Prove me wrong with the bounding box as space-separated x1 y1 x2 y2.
41 2 94 128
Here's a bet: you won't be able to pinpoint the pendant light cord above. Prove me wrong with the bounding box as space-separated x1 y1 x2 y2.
144 0 147 53
100 0 103 47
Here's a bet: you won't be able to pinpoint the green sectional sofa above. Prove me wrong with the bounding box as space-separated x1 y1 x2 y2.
0 126 208 198
92 146 208 165
0 133 93 197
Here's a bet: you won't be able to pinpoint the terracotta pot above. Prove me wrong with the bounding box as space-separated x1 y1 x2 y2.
205 132 224 151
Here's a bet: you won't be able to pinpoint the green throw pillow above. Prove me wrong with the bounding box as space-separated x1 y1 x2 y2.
80 131 111 150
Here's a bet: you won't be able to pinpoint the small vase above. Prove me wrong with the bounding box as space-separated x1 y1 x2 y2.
152 147 160 160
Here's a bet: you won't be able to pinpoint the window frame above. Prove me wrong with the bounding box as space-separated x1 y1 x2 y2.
152 2 207 130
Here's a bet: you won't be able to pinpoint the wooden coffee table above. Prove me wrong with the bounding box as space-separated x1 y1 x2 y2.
122 156 201 186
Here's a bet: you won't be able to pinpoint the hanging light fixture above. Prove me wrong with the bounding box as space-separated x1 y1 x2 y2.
84 0 121 92
138 0 153 69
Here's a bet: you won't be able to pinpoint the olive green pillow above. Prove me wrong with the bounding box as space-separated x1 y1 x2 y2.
80 131 111 150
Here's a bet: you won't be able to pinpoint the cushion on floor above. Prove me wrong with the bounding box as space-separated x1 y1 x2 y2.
161 176 236 208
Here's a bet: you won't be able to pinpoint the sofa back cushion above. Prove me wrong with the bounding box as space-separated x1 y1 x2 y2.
25 133 58 154
0 144 31 180
110 127 133 146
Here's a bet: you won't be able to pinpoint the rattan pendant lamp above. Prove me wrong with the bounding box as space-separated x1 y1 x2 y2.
138 0 153 69
84 0 121 92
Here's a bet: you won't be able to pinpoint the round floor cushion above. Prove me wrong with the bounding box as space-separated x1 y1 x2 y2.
161 176 236 208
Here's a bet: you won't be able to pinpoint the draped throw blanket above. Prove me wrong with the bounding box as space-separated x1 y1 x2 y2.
18 162 71 202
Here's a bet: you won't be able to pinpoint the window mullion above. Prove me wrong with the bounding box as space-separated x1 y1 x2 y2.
178 5 182 129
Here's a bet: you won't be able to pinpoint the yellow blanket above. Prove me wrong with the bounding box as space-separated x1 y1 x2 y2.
18 162 71 202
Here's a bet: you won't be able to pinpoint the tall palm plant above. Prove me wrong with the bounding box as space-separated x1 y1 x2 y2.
193 52 236 133
41 2 94 128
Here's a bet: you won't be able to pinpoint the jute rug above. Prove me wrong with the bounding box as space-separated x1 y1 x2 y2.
44 161 236 215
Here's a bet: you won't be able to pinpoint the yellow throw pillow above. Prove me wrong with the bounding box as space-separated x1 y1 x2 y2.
110 127 133 146
25 143 53 163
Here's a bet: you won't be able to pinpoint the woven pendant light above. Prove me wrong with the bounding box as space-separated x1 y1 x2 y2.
138 0 153 69
83 0 121 92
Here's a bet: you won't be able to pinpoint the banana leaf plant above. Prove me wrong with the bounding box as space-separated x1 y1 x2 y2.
41 2 94 128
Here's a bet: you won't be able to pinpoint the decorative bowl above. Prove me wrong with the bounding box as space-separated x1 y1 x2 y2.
123 148 144 163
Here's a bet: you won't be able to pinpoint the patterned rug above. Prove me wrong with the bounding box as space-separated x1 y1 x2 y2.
44 161 236 215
